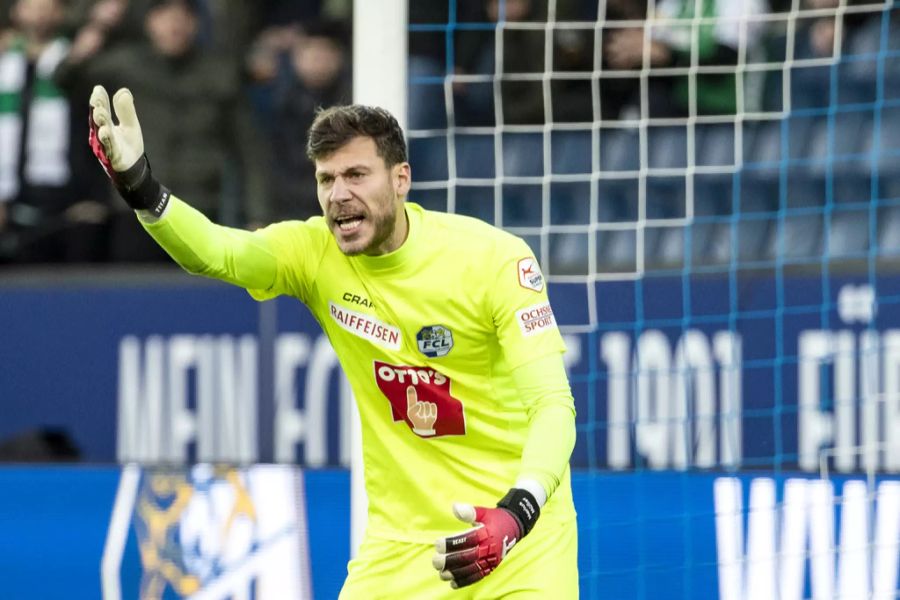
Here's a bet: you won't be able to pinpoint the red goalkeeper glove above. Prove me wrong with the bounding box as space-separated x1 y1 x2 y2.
432 488 540 589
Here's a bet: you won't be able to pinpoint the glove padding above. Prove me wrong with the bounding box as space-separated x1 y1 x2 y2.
432 489 540 589
89 85 143 174
89 85 168 216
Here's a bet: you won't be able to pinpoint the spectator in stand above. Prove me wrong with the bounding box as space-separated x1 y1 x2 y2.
268 20 351 221
244 22 300 137
62 0 140 46
604 0 768 118
0 0 110 264
55 0 270 261
454 0 547 126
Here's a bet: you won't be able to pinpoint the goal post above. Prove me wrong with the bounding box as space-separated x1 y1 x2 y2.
351 0 408 557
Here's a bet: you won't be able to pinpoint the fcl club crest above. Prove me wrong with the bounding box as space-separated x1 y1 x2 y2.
416 325 454 358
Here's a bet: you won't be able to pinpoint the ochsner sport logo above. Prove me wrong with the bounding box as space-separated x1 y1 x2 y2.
516 302 556 337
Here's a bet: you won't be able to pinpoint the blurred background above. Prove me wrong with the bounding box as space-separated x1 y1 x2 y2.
1 0 899 599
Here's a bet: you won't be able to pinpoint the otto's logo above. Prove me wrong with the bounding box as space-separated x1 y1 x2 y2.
416 325 454 358
374 361 466 437
517 257 544 292
516 302 556 337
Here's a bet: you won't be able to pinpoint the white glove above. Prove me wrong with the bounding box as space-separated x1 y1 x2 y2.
89 85 143 173
89 85 169 216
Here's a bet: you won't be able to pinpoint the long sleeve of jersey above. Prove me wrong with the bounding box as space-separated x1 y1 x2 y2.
512 352 577 500
137 195 278 290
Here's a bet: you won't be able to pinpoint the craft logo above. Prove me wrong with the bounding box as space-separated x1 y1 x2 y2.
517 257 544 292
416 325 454 358
516 302 556 336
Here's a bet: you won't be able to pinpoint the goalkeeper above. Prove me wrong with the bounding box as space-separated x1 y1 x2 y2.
89 85 578 599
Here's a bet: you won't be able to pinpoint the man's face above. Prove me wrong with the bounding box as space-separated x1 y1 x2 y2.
315 136 410 256
146 3 198 57
12 0 63 41
292 36 344 90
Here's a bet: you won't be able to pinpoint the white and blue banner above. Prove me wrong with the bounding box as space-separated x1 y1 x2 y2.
0 468 896 599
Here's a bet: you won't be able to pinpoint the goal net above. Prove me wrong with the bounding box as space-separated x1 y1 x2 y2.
402 0 900 597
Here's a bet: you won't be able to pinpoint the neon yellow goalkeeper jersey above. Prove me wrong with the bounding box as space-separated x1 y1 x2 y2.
248 202 574 543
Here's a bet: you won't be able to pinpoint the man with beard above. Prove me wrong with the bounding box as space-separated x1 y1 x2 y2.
88 86 578 598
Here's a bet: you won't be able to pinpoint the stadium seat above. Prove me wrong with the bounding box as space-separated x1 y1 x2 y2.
838 17 882 105
550 182 591 225
647 125 688 170
502 184 542 227
599 128 640 172
409 136 448 182
695 123 736 168
596 228 637 272
549 232 590 275
878 105 900 185
597 177 639 223
412 187 448 212
408 55 448 130
827 208 871 258
878 205 900 254
744 119 782 167
455 134 495 179
551 130 592 175
650 226 685 269
455 185 495 223
763 210 824 261
502 132 544 177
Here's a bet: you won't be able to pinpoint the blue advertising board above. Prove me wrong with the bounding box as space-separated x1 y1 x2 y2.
1 269 896 474
0 467 896 599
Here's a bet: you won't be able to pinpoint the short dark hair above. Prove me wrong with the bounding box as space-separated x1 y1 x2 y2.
148 0 200 14
306 105 408 166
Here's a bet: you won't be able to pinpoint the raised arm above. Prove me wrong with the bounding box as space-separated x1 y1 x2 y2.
88 85 278 290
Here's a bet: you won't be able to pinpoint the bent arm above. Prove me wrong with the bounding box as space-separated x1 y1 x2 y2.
512 352 577 504
138 196 278 290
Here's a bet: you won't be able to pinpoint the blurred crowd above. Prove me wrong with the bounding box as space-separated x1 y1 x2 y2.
0 0 352 265
0 0 885 266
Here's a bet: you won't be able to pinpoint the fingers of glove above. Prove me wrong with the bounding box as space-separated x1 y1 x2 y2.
96 124 113 148
452 502 478 525
90 103 111 129
432 544 480 571
434 523 483 553
89 85 110 113
445 562 487 589
438 546 481 571
112 88 140 129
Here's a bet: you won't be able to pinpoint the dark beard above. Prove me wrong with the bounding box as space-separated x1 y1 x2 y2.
343 187 398 256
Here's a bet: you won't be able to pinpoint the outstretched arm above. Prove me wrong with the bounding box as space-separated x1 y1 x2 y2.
88 85 278 290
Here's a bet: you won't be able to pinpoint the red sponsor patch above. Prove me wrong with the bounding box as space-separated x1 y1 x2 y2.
374 361 466 438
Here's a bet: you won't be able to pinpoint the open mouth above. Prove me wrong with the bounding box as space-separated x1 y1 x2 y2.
334 215 364 233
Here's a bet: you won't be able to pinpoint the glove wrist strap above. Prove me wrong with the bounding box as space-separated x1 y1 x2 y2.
497 488 540 537
115 155 170 218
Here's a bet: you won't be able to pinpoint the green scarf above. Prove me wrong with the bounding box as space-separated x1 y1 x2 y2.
0 36 71 201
